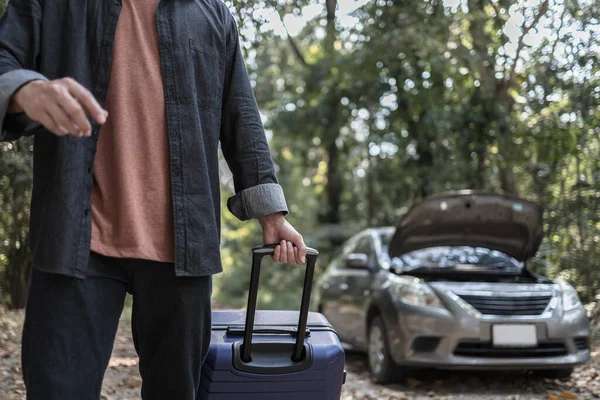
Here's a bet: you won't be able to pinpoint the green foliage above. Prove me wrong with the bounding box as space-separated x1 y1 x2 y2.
0 139 33 308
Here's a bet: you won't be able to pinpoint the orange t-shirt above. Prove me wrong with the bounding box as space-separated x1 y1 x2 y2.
90 0 174 262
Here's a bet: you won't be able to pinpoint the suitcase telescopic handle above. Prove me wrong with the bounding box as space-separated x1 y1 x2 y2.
242 244 319 363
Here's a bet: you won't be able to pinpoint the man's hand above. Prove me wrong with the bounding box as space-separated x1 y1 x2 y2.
259 212 307 264
9 77 108 137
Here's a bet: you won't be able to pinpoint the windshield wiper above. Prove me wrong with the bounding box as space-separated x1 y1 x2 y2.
480 262 519 269
396 264 518 276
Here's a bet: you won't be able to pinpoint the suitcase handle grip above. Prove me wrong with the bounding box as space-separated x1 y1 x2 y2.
242 244 319 363
227 326 311 337
251 244 319 257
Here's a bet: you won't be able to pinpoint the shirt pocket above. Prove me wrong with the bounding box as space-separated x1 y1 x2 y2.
189 38 225 112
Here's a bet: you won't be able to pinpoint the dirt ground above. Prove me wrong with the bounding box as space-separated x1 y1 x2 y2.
1 307 598 400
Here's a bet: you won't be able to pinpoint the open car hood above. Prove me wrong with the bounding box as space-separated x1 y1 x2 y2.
388 191 543 262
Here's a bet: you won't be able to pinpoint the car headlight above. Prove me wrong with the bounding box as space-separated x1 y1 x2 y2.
559 281 582 311
389 276 444 308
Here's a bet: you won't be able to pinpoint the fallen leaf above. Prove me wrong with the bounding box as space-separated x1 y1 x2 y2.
122 374 142 388
547 394 561 400
559 392 579 400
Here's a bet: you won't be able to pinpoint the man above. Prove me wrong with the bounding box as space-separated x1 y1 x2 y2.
0 0 307 398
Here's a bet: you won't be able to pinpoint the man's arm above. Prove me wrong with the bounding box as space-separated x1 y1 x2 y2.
0 0 107 140
219 12 288 221
219 12 306 264
0 0 48 140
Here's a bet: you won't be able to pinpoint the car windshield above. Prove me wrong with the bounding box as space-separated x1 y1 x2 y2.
380 233 521 270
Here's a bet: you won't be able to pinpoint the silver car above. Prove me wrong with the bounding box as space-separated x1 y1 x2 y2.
317 191 590 383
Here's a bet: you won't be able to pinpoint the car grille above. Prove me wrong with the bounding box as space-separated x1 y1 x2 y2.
454 341 567 358
456 293 553 315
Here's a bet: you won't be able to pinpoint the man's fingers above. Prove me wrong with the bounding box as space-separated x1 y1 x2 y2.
271 244 281 263
279 240 288 264
39 111 68 137
55 92 92 136
286 241 295 265
19 78 107 135
45 101 83 136
45 81 91 135
62 77 107 124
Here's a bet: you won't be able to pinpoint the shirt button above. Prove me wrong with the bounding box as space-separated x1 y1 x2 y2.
95 87 102 93
84 208 90 216
113 0 120 5
87 166 91 173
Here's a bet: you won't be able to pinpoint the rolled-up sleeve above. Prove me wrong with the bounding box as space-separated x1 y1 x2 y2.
219 12 288 221
0 0 48 141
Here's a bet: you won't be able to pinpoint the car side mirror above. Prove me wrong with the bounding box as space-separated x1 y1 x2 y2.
345 253 369 269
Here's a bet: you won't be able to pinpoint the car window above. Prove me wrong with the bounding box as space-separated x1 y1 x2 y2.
349 235 377 268
328 236 358 271
343 237 358 255
354 237 374 257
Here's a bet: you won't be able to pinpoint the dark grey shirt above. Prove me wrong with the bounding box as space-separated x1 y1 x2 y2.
0 0 288 277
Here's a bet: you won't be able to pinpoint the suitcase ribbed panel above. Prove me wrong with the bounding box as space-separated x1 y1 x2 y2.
201 310 345 400
211 310 332 326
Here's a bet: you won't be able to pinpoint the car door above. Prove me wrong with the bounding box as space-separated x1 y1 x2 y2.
342 234 378 347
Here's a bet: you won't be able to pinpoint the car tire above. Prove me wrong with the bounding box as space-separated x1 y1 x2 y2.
537 367 574 380
367 315 405 384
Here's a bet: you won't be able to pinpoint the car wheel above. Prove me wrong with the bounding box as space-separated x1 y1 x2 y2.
368 315 405 384
537 367 574 380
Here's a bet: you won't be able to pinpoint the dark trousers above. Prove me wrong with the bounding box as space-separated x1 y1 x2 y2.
21 251 213 400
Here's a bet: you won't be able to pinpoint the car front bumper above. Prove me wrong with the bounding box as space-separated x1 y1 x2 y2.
387 300 591 370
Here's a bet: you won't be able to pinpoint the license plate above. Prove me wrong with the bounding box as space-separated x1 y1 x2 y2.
492 324 537 347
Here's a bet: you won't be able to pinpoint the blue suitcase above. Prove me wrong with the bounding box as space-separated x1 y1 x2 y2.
200 245 346 399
